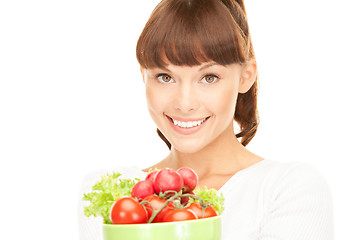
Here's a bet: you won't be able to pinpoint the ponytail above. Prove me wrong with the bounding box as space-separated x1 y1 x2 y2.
220 0 259 146
235 79 259 146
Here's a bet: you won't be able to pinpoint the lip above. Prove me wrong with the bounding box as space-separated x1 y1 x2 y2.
167 115 208 122
165 114 210 135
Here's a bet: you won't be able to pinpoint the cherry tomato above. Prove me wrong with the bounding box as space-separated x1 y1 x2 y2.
177 167 198 193
186 202 218 219
145 170 158 183
162 208 198 222
142 195 174 222
110 196 148 224
153 168 183 194
131 180 155 201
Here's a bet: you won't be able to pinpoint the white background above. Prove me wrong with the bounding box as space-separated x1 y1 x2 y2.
0 0 354 239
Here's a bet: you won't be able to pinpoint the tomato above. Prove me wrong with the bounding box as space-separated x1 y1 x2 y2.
145 170 158 183
177 167 198 193
131 180 155 201
203 205 218 218
162 208 198 222
186 202 218 219
142 195 174 222
153 168 183 194
110 196 148 224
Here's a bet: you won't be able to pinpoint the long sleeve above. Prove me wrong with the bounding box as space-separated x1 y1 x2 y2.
258 163 333 240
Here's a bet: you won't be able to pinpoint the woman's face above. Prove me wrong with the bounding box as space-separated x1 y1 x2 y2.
141 61 245 153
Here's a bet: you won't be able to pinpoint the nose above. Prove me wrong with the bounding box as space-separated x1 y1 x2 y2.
173 83 199 113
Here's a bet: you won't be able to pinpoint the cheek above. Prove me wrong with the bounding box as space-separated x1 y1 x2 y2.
145 84 169 116
204 87 238 119
145 87 157 109
146 87 160 115
219 91 238 118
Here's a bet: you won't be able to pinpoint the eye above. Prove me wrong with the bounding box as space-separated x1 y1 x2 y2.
157 74 173 83
201 74 218 83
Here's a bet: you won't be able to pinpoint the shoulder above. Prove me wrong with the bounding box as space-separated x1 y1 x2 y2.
262 160 333 219
264 160 331 191
233 159 332 202
236 159 330 187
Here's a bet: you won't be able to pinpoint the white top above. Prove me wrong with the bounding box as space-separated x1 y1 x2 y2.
78 160 333 240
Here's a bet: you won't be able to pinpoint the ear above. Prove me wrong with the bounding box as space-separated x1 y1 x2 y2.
239 59 257 93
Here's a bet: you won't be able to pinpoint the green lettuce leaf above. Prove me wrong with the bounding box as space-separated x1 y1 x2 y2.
193 186 225 215
82 172 140 224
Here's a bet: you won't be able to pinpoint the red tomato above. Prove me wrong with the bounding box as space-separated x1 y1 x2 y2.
131 180 155 201
153 168 183 194
162 208 198 222
142 195 174 222
110 196 148 224
177 167 198 193
186 202 218 219
145 170 158 183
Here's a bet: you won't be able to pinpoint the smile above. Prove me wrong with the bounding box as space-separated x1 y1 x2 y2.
172 117 208 128
165 115 210 135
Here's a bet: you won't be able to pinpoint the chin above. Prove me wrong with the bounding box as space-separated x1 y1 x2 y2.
170 139 207 154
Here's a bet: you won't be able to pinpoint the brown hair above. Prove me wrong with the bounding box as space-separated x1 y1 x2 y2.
136 0 259 148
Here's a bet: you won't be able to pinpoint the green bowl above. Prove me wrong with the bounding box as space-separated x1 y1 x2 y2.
102 216 222 240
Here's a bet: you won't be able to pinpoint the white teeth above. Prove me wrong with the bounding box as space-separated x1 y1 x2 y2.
172 117 207 128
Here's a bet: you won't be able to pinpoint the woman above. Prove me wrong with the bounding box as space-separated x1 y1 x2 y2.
79 0 333 239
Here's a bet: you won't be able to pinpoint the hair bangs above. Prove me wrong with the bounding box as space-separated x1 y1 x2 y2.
136 0 248 69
